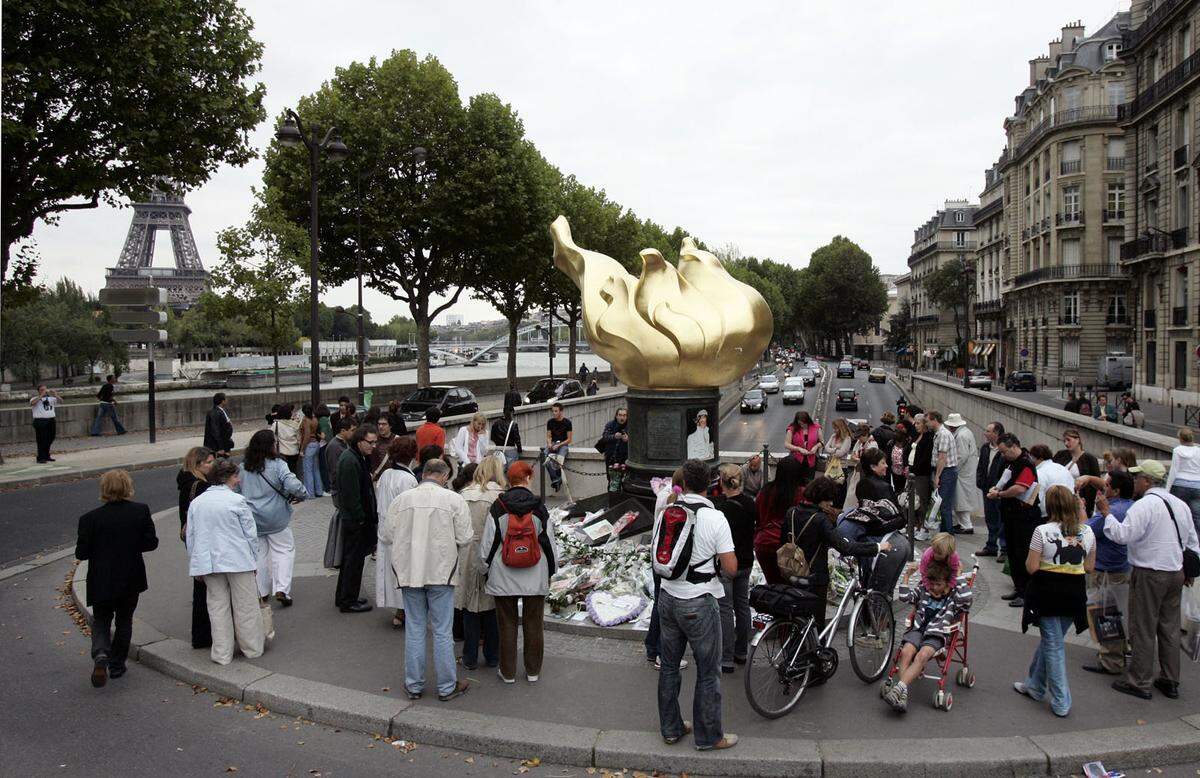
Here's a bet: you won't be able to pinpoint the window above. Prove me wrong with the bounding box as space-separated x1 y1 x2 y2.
1180 24 1193 63
1108 294 1127 323
1147 340 1157 385
1108 237 1122 263
1176 265 1190 308
1105 41 1122 62
954 230 967 246
1062 292 1080 323
1147 197 1159 230
1061 338 1081 369
955 211 965 223
1177 181 1190 230
1177 106 1191 150
1061 140 1082 174
1062 238 1081 267
1107 182 1125 215
1176 340 1190 389
1063 185 1081 215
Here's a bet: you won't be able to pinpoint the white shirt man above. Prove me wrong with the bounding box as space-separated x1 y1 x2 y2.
30 385 60 463
1033 456 1075 518
1099 459 1200 700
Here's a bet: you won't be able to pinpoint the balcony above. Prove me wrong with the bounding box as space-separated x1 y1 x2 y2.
915 314 940 325
1128 50 1200 120
1060 159 1082 175
1106 156 1126 171
1058 315 1080 326
1125 0 1189 52
975 299 1003 314
1105 313 1131 326
1171 226 1189 248
1056 211 1084 227
1012 105 1124 161
1176 145 1191 170
1173 306 1190 327
908 240 977 263
1103 209 1125 222
1121 233 1171 260
1041 217 1051 234
1144 310 1157 328
1011 263 1129 288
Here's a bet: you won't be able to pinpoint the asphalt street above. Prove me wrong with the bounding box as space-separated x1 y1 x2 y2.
0 558 576 777
723 361 904 455
0 465 180 567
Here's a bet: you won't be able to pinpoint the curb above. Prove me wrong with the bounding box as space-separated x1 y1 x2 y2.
0 446 246 492
67 564 1200 776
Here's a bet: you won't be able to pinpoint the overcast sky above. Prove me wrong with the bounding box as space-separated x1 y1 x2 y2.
29 0 1131 325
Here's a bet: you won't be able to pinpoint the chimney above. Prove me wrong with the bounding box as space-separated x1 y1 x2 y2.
1029 55 1051 85
1048 38 1063 61
1061 21 1085 51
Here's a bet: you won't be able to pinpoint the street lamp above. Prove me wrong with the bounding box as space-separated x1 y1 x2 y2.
355 146 428 407
275 108 349 413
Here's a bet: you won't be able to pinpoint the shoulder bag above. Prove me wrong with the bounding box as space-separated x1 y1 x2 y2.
1155 494 1200 578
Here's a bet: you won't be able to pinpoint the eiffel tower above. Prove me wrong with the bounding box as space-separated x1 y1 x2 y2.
105 186 209 308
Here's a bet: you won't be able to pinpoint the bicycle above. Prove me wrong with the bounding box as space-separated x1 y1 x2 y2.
744 554 897 719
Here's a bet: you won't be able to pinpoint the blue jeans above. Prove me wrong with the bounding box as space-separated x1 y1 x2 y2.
302 441 324 497
461 609 499 668
983 498 1005 551
401 585 457 696
1169 483 1200 540
936 467 958 533
657 590 724 748
720 569 752 667
90 402 126 435
1024 615 1074 716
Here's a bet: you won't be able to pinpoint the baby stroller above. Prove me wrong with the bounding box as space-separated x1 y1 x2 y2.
882 559 980 711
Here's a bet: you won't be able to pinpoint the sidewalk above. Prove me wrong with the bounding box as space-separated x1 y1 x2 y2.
70 496 1200 776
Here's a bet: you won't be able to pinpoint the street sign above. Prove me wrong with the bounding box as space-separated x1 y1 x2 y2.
109 329 167 343
99 287 168 306
110 309 167 325
1020 347 1029 358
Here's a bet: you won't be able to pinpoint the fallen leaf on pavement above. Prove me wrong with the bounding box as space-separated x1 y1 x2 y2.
465 757 475 764
522 758 542 768
225 768 238 773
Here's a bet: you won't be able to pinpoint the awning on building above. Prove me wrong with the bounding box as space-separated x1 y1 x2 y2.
971 344 982 356
983 343 996 357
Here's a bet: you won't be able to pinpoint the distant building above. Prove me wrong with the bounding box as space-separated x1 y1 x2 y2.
908 199 978 369
445 314 465 327
852 275 901 361
973 154 1007 374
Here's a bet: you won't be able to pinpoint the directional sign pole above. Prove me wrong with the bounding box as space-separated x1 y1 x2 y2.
148 340 156 444
101 286 167 445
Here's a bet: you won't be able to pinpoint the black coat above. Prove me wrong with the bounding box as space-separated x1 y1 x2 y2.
203 406 234 452
176 470 211 531
75 500 158 605
977 443 1006 491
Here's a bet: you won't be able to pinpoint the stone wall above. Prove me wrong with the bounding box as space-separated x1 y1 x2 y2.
901 373 1177 460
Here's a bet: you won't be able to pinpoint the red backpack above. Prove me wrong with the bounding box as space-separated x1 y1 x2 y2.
489 497 542 569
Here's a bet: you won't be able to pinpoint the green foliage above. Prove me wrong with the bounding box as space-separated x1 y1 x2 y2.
382 314 417 343
1 279 127 384
1 0 266 277
166 295 254 354
795 236 889 352
924 258 974 361
886 300 912 352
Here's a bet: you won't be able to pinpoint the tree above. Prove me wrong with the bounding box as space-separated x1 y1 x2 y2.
465 95 561 387
924 257 974 367
886 299 912 354
796 237 888 356
381 314 417 344
1 279 126 385
212 207 307 394
1 0 266 376
262 50 515 387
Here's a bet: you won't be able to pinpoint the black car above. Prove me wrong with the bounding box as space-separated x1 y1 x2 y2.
834 388 858 411
795 367 817 386
399 385 479 423
525 377 585 404
740 388 768 414
1005 371 1038 392
836 361 854 379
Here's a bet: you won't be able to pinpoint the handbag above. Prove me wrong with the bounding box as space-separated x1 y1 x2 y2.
1156 495 1200 578
825 456 845 483
777 508 818 579
323 509 344 569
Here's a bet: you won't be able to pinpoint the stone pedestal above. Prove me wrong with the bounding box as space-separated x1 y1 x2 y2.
622 386 721 508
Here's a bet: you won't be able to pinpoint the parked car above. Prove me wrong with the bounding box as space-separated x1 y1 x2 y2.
836 361 854 379
868 367 886 383
781 377 806 404
759 374 781 393
400 385 479 423
795 367 817 386
963 369 993 391
740 388 768 413
834 388 859 411
525 377 584 405
1005 371 1038 392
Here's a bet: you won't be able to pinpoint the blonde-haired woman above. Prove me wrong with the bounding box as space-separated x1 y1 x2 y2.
452 412 491 467
456 456 507 669
75 469 158 687
1014 485 1095 717
714 464 756 670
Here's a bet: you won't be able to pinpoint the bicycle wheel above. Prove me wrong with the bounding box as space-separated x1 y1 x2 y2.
848 591 896 683
744 619 817 719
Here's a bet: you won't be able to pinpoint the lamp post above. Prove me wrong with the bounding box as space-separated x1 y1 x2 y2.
274 109 350 413
355 146 426 408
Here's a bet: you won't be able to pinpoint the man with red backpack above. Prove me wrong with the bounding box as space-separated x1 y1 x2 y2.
652 459 739 752
480 461 556 684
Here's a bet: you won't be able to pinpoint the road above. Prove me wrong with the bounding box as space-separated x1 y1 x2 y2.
0 465 180 567
723 361 904 455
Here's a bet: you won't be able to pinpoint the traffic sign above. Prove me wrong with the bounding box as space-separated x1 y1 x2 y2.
109 329 168 343
100 287 168 306
1020 347 1029 358
110 309 168 325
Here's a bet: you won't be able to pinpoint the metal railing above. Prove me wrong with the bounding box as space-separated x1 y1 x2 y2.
915 314 940 324
1129 49 1200 119
1060 159 1083 175
1058 315 1080 325
975 299 1003 313
1013 105 1123 161
1121 233 1171 260
1176 145 1191 169
1126 0 1188 52
1173 306 1190 326
1105 314 1131 325
1171 226 1189 248
1103 209 1125 222
1106 156 1126 171
1056 211 1084 226
1011 263 1129 288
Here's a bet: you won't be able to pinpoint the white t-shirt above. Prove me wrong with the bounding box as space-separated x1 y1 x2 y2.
658 494 734 600
31 395 59 419
1029 522 1094 575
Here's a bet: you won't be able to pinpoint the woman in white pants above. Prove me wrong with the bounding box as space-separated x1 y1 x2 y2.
238 429 308 606
186 459 265 665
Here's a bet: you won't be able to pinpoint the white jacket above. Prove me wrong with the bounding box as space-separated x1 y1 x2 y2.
381 480 473 587
1167 444 1200 490
186 485 258 576
451 426 491 466
273 414 301 457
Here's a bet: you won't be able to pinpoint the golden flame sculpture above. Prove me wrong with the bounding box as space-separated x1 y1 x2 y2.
550 215 773 389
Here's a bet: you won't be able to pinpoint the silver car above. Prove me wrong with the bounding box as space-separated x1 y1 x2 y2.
781 377 806 404
759 374 781 393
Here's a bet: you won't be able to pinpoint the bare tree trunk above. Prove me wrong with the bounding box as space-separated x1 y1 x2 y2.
507 314 519 388
415 314 431 388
